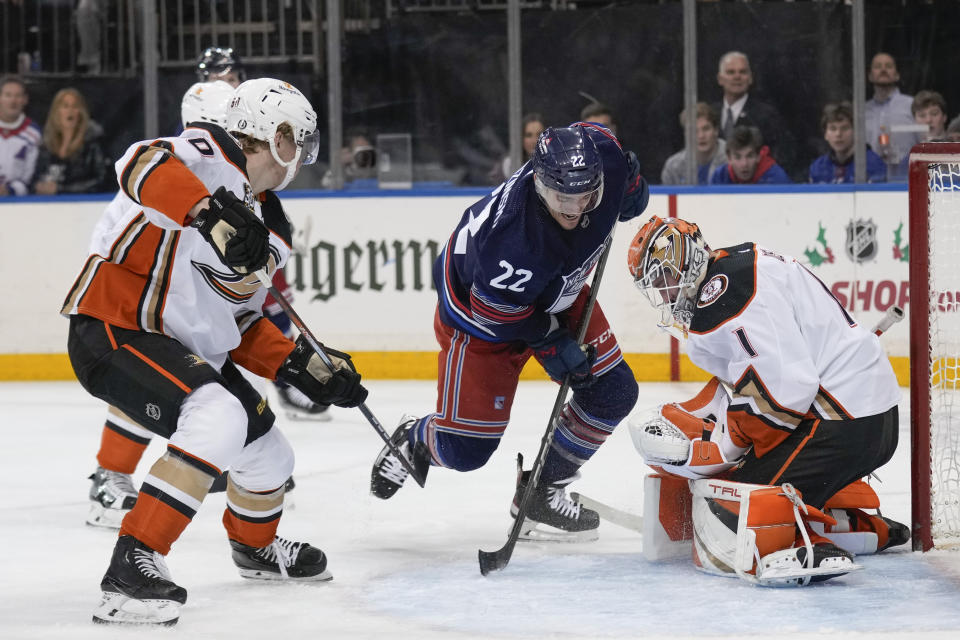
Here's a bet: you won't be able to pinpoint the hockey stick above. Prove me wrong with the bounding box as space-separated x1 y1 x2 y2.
569 491 644 533
255 269 428 487
871 305 904 336
478 237 614 575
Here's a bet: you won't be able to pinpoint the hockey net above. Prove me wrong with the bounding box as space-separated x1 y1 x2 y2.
910 142 960 551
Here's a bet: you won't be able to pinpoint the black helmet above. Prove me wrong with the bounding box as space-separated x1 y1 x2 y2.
196 47 246 84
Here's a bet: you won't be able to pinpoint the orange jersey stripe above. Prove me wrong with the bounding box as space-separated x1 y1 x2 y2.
121 344 193 394
231 317 295 380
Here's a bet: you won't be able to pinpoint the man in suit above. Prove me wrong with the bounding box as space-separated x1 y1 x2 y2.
714 51 797 179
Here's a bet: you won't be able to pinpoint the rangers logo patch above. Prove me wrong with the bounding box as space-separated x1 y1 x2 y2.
697 274 728 308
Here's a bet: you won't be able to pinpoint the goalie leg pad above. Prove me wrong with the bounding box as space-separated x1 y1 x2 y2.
690 479 859 586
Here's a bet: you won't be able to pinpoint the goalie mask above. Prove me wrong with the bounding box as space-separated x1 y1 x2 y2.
532 125 604 221
627 215 710 339
180 80 234 129
226 78 319 190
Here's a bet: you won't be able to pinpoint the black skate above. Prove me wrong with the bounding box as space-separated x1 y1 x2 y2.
370 417 431 500
878 516 911 552
93 535 187 626
230 536 332 581
511 454 600 542
276 383 332 422
87 466 138 529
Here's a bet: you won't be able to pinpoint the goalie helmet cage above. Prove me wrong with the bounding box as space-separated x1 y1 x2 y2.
909 141 960 552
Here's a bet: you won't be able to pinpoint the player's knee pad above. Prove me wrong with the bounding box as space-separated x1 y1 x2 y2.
575 360 638 422
432 430 499 472
228 426 295 492
690 479 857 586
170 382 248 472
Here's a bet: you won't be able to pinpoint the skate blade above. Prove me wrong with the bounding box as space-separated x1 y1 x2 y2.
515 517 600 543
86 503 129 529
237 567 333 582
92 591 180 626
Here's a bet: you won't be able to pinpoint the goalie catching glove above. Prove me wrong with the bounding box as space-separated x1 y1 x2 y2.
192 186 271 274
277 336 368 408
629 403 749 479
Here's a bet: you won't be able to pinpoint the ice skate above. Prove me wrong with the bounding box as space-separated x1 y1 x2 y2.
87 466 138 529
755 542 859 587
93 535 187 626
878 516 910 551
276 382 332 422
370 417 430 500
230 536 332 581
511 454 600 542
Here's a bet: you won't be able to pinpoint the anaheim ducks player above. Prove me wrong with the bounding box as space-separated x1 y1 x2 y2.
625 215 908 586
62 78 368 626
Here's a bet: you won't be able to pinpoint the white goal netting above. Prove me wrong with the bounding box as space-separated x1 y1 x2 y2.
927 161 960 548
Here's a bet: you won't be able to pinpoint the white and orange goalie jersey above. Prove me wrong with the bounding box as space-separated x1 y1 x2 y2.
61 123 295 377
682 242 900 458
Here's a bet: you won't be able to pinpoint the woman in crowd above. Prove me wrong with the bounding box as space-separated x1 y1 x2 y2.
32 87 107 194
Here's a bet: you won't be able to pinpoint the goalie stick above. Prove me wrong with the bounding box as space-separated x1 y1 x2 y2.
570 491 644 533
254 269 428 487
871 305 904 336
478 237 613 576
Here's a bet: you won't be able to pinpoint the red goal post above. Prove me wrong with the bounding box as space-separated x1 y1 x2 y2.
909 141 960 551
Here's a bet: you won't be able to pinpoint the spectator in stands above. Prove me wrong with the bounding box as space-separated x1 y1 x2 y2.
580 101 617 136
322 128 378 189
710 124 790 185
32 87 108 194
946 116 960 143
0 75 41 197
489 112 545 184
809 101 886 184
912 90 949 142
661 102 726 185
713 51 797 179
864 52 915 169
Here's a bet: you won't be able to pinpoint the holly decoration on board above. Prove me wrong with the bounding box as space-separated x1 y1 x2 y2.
804 222 835 267
892 222 909 262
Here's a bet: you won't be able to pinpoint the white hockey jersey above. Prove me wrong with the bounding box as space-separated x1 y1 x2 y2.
61 123 294 374
684 243 900 457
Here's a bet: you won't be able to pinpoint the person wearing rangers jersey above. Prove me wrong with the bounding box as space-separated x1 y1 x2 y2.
370 123 649 541
62 78 368 626
0 75 41 196
626 216 909 583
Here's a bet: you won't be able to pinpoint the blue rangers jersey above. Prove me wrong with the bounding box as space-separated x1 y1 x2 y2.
434 123 637 343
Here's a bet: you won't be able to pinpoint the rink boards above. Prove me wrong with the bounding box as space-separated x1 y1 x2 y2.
0 186 911 382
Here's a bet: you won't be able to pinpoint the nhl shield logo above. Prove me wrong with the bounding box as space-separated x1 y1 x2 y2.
845 219 878 264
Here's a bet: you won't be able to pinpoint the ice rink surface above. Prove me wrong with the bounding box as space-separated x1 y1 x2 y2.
2 379 959 640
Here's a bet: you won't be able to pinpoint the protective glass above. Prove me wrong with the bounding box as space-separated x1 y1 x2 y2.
300 129 320 165
534 175 604 215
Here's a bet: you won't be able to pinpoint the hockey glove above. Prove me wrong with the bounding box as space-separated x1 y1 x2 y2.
192 186 271 274
530 329 597 390
618 150 649 222
277 336 369 408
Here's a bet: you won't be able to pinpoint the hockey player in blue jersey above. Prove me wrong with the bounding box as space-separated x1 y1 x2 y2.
370 123 648 540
